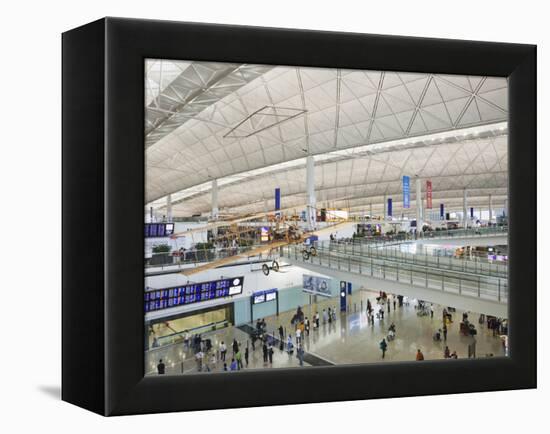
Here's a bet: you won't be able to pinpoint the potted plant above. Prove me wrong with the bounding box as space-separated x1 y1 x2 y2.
150 244 173 265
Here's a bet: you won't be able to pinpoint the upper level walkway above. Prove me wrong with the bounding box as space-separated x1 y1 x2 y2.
280 241 508 317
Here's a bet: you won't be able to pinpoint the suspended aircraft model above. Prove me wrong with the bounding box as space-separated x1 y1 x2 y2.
170 205 352 277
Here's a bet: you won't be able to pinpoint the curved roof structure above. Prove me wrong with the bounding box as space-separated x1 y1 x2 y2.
145 60 508 217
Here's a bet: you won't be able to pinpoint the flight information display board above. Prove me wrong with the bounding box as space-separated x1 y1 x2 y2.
144 223 175 238
144 276 244 313
252 288 278 304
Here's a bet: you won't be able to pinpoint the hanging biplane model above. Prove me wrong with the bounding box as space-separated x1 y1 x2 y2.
169 205 351 277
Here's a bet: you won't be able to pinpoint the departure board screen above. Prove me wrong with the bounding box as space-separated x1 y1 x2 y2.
252 288 278 304
144 223 175 238
144 276 244 312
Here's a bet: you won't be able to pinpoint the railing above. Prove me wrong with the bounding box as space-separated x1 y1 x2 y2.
148 320 229 350
281 245 508 303
145 245 261 271
317 240 507 278
348 226 508 246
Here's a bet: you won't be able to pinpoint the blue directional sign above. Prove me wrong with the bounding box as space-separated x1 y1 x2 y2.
403 176 410 208
275 188 281 213
339 281 347 312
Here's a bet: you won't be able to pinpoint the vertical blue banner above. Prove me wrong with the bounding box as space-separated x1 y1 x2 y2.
274 188 281 212
470 207 474 218
440 203 444 219
387 198 393 217
403 176 410 208
347 282 352 295
339 281 347 312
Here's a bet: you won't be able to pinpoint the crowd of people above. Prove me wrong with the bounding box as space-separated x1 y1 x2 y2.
155 292 508 374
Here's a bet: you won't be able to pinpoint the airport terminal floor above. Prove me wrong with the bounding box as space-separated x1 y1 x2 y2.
146 288 506 375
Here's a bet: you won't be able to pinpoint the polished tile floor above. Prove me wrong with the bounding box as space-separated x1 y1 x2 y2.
145 289 506 375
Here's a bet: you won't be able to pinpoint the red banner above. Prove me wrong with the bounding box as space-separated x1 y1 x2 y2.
426 180 432 209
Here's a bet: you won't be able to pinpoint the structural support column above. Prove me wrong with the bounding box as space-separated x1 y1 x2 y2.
415 178 423 231
166 194 172 222
462 188 468 229
306 155 317 231
212 179 219 236
369 203 373 219
488 194 493 223
211 179 219 220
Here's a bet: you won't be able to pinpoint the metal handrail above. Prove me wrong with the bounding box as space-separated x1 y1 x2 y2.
282 244 507 303
148 320 229 351
317 240 507 278
348 226 508 246
145 244 263 270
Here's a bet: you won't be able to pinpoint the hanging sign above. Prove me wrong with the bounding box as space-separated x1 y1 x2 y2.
403 176 410 208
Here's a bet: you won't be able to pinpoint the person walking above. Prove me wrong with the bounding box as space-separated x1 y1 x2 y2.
416 349 425 361
468 339 477 359
262 341 268 363
210 352 217 370
232 338 239 355
251 333 257 351
183 330 190 350
157 359 165 375
430 304 434 319
305 317 310 336
297 345 304 366
220 341 227 361
315 311 320 328
387 299 391 313
195 350 204 372
296 326 302 345
278 325 284 341
379 338 388 359
244 347 249 367
236 349 243 370
393 298 396 311
443 323 448 341
230 358 238 371
268 345 274 364
287 334 293 353
323 309 328 324
444 346 450 359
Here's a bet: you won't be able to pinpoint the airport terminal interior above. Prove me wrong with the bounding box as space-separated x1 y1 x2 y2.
144 60 509 375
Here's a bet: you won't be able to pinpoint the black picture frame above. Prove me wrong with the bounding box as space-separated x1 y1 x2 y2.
62 17 536 416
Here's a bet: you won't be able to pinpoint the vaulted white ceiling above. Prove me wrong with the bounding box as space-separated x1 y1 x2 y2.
145 60 508 217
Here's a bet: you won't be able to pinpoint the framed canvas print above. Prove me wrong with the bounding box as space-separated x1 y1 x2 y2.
62 17 536 416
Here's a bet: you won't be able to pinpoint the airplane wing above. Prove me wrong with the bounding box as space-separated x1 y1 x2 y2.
170 205 309 238
180 240 290 276
179 220 353 277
